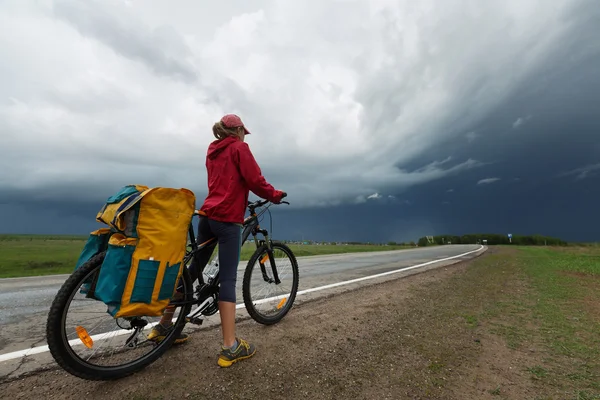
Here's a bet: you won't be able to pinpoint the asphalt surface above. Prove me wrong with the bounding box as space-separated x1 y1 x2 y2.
0 244 483 380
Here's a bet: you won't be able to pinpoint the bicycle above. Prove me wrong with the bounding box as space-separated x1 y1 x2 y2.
46 196 299 381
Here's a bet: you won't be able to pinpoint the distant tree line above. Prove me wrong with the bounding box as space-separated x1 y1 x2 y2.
0 234 87 241
417 233 568 247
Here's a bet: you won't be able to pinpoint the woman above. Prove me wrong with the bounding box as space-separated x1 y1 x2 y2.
151 114 286 368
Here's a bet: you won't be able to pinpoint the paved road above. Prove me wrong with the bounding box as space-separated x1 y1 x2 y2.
0 244 483 379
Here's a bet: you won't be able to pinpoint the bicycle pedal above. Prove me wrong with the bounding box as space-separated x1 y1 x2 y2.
187 317 204 325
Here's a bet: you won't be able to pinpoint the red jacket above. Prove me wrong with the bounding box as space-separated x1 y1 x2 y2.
200 136 284 224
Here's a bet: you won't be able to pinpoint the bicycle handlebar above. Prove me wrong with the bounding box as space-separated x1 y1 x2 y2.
195 194 288 218
247 192 288 210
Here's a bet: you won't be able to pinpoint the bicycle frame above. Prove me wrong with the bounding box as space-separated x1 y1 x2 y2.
179 198 287 307
186 209 265 259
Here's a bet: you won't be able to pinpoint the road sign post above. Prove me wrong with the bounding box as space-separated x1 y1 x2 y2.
508 233 512 244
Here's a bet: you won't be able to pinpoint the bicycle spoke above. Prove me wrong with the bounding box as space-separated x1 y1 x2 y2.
47 253 193 378
243 242 299 324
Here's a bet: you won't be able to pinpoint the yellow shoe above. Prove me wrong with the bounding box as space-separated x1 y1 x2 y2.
147 323 189 345
217 338 256 367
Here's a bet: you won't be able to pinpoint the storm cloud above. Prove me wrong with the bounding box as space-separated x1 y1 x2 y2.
1 0 599 242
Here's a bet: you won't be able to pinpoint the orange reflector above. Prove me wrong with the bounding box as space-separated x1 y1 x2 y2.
76 326 93 349
277 298 287 310
260 254 269 264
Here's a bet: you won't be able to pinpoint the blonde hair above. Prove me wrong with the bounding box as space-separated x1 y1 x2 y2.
212 121 240 140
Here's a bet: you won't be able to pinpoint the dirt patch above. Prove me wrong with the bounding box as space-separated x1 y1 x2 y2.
582 296 600 320
559 271 600 320
0 248 596 399
559 270 600 280
551 246 600 256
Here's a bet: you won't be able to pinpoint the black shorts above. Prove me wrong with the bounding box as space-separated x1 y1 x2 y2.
186 216 242 303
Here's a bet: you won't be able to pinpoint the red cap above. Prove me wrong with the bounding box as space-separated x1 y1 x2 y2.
221 114 251 135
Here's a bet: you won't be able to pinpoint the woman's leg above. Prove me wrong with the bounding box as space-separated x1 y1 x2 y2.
219 301 237 347
209 219 256 367
186 216 217 285
209 219 241 345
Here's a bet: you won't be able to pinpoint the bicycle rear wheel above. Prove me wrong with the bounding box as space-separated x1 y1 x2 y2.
242 241 299 325
46 252 193 380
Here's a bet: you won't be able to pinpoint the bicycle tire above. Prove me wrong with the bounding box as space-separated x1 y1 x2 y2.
242 241 299 325
46 252 193 380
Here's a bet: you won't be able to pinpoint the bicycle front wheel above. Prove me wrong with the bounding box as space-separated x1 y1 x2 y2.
46 252 193 380
242 241 299 325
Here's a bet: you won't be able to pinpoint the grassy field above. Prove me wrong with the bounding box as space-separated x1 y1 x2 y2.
409 245 600 398
0 234 411 278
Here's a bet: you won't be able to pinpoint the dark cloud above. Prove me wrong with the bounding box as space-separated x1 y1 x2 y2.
1 0 599 243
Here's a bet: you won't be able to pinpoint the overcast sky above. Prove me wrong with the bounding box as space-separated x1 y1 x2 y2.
1 0 599 242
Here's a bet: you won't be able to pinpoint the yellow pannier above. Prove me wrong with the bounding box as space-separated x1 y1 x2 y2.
86 185 195 318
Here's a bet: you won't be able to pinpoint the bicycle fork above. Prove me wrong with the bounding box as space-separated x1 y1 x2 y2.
258 238 281 285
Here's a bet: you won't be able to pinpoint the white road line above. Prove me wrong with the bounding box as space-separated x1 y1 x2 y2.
0 245 484 363
251 245 485 304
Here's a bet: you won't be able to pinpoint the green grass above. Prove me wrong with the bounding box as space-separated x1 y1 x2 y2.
0 235 89 278
527 365 549 380
498 246 600 394
0 234 411 278
413 245 600 397
461 313 479 328
489 385 502 396
515 247 600 362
